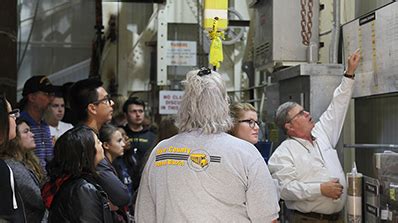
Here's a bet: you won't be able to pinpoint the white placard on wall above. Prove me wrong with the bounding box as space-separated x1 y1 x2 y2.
159 90 184 114
166 41 197 66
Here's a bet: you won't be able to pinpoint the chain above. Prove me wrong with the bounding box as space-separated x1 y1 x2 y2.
300 0 313 46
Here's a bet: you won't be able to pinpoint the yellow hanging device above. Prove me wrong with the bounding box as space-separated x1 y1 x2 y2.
203 0 228 31
209 18 224 70
203 0 228 70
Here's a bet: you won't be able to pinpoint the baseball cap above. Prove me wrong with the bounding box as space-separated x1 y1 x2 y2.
22 75 55 97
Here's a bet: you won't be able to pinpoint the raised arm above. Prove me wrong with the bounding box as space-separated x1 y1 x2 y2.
315 49 361 146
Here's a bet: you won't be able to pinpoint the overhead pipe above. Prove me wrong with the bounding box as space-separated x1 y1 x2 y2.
329 0 340 64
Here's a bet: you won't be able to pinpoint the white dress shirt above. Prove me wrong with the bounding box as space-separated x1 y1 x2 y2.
269 77 354 214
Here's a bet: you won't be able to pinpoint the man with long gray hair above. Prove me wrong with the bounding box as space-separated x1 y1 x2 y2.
135 67 279 222
268 49 361 223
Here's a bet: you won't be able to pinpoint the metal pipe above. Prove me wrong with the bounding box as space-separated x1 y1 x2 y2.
344 144 398 149
329 0 340 64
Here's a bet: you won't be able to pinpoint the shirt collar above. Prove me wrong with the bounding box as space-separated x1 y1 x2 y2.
289 135 317 146
20 111 45 126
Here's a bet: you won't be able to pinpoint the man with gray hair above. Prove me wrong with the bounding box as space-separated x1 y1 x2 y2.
268 49 361 223
135 67 280 222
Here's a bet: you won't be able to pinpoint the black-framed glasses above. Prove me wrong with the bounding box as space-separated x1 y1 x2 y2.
197 67 212 77
8 109 20 119
286 109 306 123
92 95 113 105
238 119 260 129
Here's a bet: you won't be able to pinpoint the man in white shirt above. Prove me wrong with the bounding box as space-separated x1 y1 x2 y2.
268 49 360 223
45 89 73 144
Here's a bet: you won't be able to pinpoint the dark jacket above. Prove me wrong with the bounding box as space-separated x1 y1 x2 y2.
96 158 130 207
46 177 113 223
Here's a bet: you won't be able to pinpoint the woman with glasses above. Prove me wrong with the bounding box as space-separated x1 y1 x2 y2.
5 118 46 222
0 93 26 222
229 102 260 144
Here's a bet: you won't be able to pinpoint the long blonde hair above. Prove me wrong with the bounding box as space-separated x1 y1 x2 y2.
23 151 46 184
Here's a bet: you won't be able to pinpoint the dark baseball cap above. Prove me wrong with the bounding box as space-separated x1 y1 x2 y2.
22 75 56 97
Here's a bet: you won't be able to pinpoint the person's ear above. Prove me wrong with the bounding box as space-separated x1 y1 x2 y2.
27 93 35 103
102 142 110 151
284 122 293 132
87 104 97 115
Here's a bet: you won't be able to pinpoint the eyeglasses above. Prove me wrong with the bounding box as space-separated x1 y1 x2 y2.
9 109 20 119
238 119 260 129
197 67 212 77
92 95 113 105
286 109 306 123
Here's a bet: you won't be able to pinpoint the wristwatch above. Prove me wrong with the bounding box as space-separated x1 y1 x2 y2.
343 71 355 79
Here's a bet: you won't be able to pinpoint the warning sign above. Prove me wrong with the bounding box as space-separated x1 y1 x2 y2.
166 41 197 66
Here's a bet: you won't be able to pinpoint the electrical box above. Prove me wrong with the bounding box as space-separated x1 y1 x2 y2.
252 0 319 71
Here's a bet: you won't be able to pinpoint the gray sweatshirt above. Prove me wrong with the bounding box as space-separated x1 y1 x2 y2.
5 159 45 222
135 131 280 223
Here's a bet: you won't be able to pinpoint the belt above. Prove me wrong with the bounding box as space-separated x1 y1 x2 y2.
294 210 340 221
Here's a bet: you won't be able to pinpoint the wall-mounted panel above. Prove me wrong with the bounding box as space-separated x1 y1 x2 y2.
342 2 398 98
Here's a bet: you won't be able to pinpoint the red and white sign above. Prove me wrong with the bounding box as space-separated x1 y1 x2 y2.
159 90 184 114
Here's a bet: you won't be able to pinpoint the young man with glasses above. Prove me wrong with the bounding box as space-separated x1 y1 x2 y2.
69 78 114 133
268 49 361 223
18 75 55 169
69 78 130 215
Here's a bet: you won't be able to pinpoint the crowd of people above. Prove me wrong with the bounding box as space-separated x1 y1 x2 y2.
0 76 157 222
0 49 360 222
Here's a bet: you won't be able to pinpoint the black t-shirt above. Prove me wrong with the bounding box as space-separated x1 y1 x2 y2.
123 126 157 162
122 126 157 190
